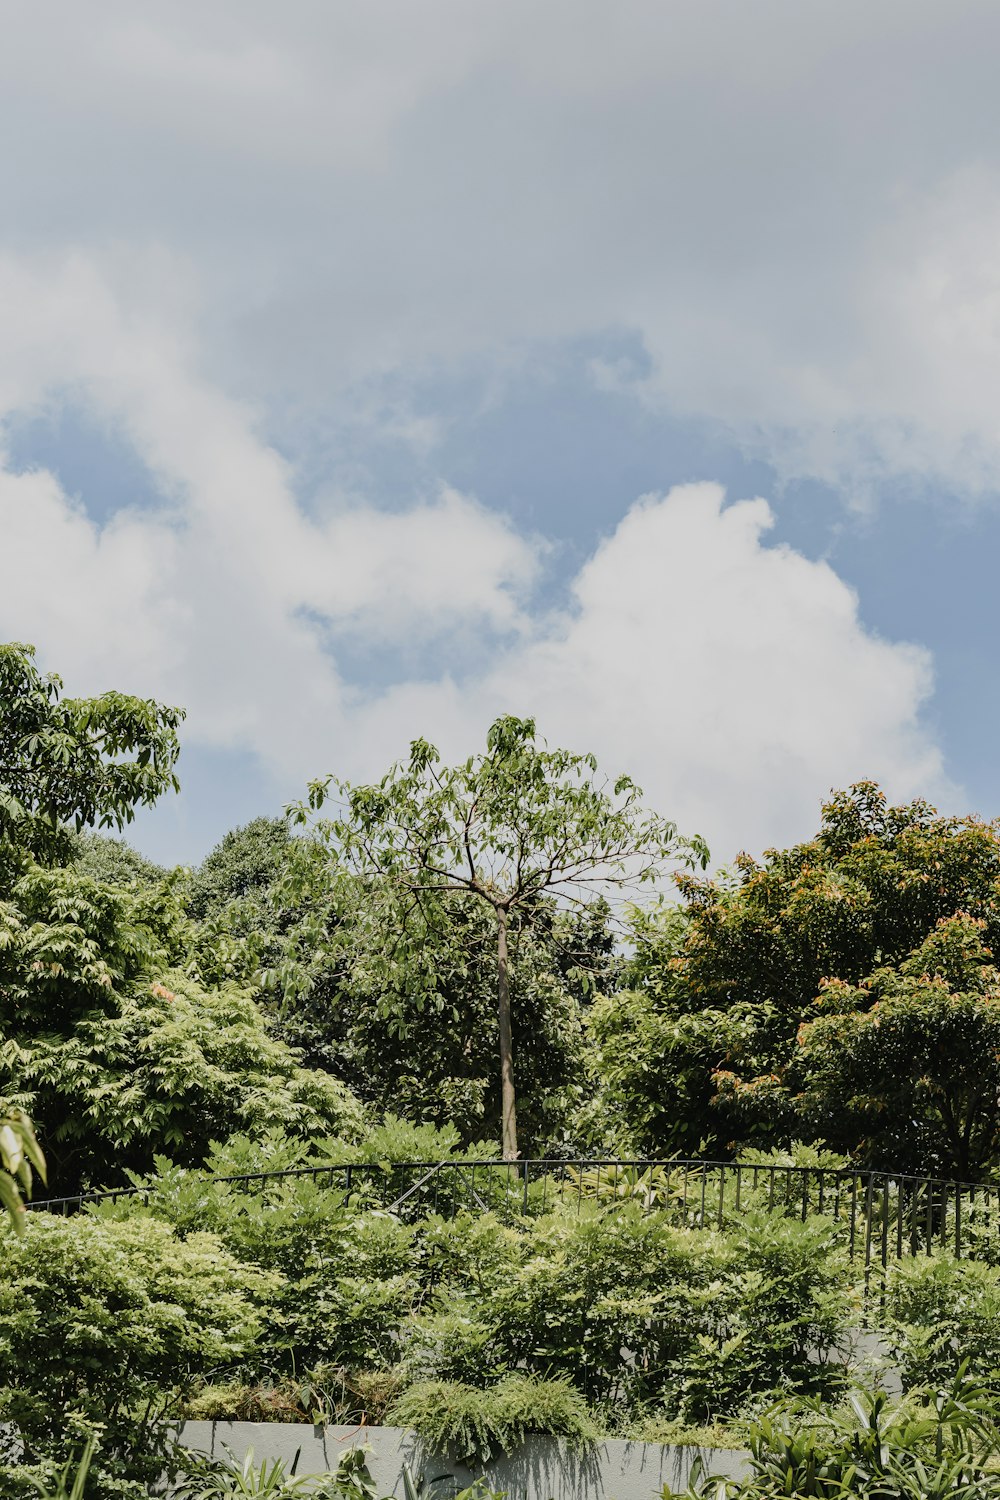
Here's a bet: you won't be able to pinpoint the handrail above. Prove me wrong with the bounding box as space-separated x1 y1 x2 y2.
24 1155 1000 1268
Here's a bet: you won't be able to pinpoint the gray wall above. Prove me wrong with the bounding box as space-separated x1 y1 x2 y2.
181 1421 751 1499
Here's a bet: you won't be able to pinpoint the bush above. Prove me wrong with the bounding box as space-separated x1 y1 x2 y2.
93 1171 855 1430
0 1213 274 1498
882 1253 1000 1388
412 1203 852 1422
98 1163 418 1375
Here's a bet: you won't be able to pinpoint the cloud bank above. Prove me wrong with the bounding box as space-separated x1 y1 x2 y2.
0 253 948 861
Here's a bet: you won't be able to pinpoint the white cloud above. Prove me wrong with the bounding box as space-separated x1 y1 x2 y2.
0 249 948 860
352 484 949 858
0 253 536 774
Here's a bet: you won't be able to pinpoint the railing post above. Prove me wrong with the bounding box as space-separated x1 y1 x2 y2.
850 1174 858 1261
863 1175 875 1296
880 1175 890 1270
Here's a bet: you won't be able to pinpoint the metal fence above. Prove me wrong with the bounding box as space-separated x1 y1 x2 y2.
26 1156 1000 1270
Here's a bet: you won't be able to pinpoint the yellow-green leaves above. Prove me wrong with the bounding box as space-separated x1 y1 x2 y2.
0 1107 45 1232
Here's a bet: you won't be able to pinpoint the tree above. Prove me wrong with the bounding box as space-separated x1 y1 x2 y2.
601 781 1000 1174
0 861 362 1192
289 715 707 1159
0 641 181 1214
784 914 1000 1178
187 816 292 921
270 879 617 1147
189 822 619 1148
0 641 183 884
70 830 168 889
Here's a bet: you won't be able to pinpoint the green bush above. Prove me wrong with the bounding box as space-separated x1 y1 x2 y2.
411 1203 852 1422
882 1253 1000 1388
693 1213 853 1413
0 1213 274 1498
98 1162 418 1376
89 1167 855 1431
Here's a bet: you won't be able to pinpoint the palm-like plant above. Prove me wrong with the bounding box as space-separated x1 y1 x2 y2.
173 1445 379 1500
662 1366 1000 1499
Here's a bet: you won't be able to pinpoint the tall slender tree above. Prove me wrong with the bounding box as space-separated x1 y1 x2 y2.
289 715 707 1159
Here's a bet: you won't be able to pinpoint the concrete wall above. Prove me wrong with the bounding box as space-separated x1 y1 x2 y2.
181 1421 750 1499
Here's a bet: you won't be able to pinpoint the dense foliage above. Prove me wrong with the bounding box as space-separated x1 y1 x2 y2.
666 1368 1000 1499
8 641 1000 1495
0 1213 269 1498
0 859 360 1193
0 642 182 880
15 1157 1000 1496
595 783 1000 1175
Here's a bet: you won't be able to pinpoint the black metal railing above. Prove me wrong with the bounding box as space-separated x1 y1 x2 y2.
26 1157 1000 1270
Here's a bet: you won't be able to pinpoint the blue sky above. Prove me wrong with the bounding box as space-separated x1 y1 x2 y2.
2 3 999 869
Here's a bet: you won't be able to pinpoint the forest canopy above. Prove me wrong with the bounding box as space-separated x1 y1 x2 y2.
2 640 998 1189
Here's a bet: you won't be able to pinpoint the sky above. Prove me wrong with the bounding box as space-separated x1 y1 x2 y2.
3 1 1000 869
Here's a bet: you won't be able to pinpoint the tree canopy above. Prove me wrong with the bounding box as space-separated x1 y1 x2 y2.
289 714 708 1158
0 642 183 882
595 782 1000 1175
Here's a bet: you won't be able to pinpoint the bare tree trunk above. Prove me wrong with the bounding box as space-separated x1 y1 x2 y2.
497 906 518 1160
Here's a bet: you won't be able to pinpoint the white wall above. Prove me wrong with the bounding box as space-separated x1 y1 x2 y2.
181 1421 751 1500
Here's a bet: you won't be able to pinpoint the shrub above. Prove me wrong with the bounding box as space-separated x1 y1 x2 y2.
414 1203 852 1423
387 1381 499 1466
0 1213 275 1498
95 1170 855 1431
99 1162 419 1376
882 1253 1000 1388
692 1212 853 1414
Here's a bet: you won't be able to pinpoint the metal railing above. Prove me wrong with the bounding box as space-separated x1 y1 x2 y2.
26 1157 1000 1270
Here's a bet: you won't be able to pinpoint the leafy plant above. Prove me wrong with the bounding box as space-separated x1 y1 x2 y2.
400 1470 508 1500
0 639 183 883
0 1212 274 1496
174 1445 379 1500
0 1107 45 1229
387 1374 596 1466
882 1254 1000 1389
663 1367 1000 1499
22 1437 97 1500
